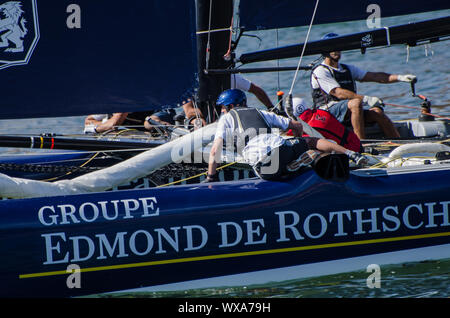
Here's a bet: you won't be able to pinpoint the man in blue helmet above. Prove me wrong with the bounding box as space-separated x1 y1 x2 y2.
311 32 416 139
204 89 367 182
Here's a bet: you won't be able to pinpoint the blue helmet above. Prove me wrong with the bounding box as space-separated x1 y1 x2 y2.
216 89 247 108
322 32 339 40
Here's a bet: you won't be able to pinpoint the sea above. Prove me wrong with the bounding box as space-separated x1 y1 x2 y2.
1 9 449 299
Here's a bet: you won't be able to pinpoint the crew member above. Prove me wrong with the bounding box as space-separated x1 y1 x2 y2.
84 109 176 133
205 89 368 182
311 32 417 139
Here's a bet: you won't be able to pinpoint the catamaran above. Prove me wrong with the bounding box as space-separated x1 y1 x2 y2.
0 0 449 297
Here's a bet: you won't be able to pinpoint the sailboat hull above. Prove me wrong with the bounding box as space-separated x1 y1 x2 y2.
1 165 449 297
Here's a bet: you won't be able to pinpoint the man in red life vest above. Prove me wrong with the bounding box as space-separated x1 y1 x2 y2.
290 97 363 153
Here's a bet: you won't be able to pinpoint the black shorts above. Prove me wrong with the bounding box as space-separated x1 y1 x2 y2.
152 109 176 125
255 138 309 181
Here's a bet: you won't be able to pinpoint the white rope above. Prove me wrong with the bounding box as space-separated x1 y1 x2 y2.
196 27 232 35
205 0 213 71
192 98 201 122
288 0 320 95
406 44 410 63
284 0 324 140
276 28 280 91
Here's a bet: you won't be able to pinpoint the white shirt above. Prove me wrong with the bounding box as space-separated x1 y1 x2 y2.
214 109 290 142
242 133 286 165
231 74 252 91
311 62 367 95
90 114 109 121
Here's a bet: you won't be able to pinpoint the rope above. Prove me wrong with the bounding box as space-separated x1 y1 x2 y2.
156 161 237 188
223 16 234 60
288 0 320 95
196 27 232 35
40 152 101 182
205 0 213 71
191 98 203 125
276 28 280 91
41 129 140 182
385 103 450 121
369 155 438 169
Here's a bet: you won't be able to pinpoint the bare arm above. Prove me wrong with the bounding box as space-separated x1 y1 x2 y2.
207 137 223 177
361 72 398 83
248 83 274 109
95 113 129 133
330 87 364 100
288 120 304 137
182 100 206 127
144 114 173 130
85 115 103 126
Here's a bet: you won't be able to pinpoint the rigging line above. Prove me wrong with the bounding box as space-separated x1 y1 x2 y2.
288 0 320 96
213 105 220 121
40 129 145 182
369 155 438 169
100 128 137 136
385 103 450 121
205 0 213 71
0 148 152 158
276 28 280 91
38 130 121 181
192 98 201 123
122 125 156 129
156 161 237 188
406 45 410 63
223 16 234 60
196 27 232 35
39 152 101 182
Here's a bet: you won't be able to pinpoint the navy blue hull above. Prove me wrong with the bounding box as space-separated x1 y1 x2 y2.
1 167 449 297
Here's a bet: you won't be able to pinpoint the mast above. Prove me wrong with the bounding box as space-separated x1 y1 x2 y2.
195 0 234 123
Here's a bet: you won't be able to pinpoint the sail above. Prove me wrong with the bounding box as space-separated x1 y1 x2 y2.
0 0 197 120
238 0 450 31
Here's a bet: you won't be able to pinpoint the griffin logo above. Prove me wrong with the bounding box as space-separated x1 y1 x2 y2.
0 0 39 70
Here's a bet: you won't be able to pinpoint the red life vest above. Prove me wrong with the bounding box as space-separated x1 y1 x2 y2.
297 109 362 152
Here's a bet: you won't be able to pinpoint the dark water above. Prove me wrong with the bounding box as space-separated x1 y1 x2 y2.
96 259 450 298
